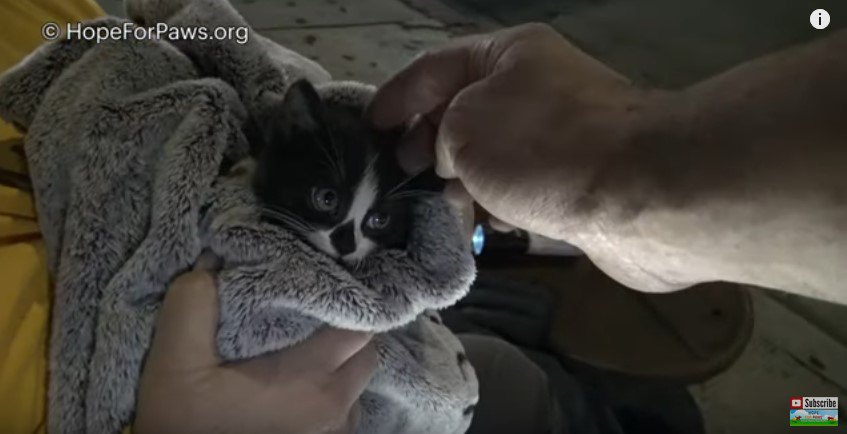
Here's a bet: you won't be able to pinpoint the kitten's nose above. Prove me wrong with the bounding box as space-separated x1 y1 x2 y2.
330 221 356 256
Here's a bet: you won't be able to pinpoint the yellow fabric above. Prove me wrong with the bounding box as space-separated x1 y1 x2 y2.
0 1 105 433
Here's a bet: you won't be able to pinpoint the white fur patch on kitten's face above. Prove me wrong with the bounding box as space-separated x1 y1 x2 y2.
307 164 378 264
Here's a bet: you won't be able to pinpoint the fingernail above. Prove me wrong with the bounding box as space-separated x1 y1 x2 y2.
443 181 475 243
488 216 516 233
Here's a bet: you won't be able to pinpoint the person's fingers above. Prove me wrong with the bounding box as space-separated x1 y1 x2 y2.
433 103 463 179
396 114 437 174
443 179 473 212
284 327 374 372
444 181 475 244
146 270 222 372
396 103 449 174
433 73 500 179
331 341 378 404
369 34 488 130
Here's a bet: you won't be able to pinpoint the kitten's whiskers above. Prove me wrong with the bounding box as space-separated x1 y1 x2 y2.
260 206 314 233
385 169 429 199
386 189 440 201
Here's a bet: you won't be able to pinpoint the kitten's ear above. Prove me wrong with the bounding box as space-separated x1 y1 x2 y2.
280 79 324 131
260 79 325 148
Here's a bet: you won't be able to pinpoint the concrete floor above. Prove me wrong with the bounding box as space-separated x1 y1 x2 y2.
101 0 455 85
98 0 847 432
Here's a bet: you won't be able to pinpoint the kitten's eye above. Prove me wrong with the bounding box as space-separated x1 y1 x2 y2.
311 187 338 212
365 211 390 230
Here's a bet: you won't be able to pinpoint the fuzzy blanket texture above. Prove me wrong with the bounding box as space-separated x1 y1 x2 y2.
0 0 479 433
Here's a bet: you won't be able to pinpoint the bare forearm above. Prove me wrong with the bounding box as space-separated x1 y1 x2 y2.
596 31 847 302
369 23 846 302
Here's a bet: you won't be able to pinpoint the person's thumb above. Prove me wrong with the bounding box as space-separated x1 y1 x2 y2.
145 270 222 373
443 180 475 244
368 33 489 130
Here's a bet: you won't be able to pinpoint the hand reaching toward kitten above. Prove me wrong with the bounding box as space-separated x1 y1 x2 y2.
370 23 654 283
371 24 847 302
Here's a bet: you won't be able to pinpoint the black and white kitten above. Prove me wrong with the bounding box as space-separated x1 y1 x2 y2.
249 79 442 265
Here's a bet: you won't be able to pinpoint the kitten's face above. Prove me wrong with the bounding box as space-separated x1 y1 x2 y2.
251 80 441 265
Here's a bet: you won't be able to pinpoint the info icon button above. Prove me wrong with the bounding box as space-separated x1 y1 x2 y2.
810 9 831 30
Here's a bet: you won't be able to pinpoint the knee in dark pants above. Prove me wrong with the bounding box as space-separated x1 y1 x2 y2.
459 334 562 434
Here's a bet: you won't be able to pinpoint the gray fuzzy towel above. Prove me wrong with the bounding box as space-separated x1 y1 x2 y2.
0 0 478 433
